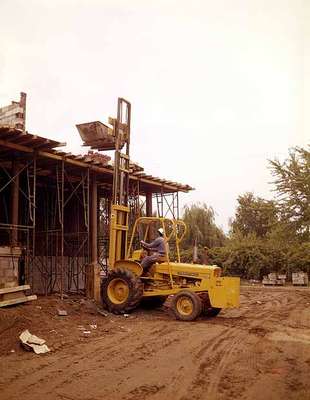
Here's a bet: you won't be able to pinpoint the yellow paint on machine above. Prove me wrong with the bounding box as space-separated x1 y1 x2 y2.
208 277 240 308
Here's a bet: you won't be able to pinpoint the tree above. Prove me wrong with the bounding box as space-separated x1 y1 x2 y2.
287 242 310 276
182 203 226 250
209 233 287 280
269 146 310 240
230 192 278 238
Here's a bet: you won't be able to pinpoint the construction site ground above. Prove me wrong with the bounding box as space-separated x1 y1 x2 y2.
0 285 310 400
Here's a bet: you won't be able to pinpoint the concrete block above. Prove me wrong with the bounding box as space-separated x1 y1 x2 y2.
0 259 10 269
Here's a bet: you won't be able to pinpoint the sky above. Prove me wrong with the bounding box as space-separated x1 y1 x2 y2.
0 0 309 231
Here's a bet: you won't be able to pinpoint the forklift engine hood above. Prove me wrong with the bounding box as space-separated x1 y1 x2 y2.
155 262 222 279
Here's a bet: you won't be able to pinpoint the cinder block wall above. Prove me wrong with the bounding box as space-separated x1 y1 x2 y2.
0 246 21 288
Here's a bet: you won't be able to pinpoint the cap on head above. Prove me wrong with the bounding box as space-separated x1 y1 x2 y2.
158 227 164 236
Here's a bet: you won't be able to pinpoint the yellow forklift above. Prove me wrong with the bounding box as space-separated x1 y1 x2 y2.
96 98 240 321
78 99 240 320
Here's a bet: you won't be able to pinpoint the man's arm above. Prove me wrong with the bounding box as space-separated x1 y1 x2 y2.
140 237 162 250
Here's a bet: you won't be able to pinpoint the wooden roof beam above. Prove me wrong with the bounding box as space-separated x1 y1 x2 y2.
0 139 192 192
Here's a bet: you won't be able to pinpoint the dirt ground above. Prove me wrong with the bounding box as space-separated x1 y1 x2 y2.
0 286 310 400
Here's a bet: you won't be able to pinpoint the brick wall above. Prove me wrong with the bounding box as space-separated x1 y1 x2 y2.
0 92 26 131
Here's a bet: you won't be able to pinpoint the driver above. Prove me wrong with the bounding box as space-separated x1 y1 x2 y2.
140 228 167 273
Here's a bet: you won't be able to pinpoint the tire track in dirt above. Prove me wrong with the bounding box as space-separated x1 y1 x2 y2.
185 290 307 400
1 330 139 398
183 324 251 400
91 290 302 400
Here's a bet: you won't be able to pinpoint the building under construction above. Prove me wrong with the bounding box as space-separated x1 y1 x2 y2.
0 93 192 303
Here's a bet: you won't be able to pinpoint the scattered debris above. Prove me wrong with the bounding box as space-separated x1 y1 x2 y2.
56 293 69 299
19 330 50 354
57 309 68 316
119 326 132 333
77 325 86 331
97 309 109 317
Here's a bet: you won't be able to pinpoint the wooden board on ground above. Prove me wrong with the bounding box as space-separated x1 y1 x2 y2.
0 295 37 308
0 285 30 295
0 284 37 307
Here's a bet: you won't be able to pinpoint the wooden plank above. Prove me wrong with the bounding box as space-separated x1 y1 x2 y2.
0 138 33 153
13 134 39 145
2 292 25 301
0 131 25 141
73 155 84 160
0 285 30 295
0 294 37 307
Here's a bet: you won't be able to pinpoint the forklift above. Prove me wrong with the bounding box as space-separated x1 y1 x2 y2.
79 98 240 321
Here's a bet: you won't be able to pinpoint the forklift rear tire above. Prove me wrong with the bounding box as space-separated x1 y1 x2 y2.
171 290 202 321
101 268 143 314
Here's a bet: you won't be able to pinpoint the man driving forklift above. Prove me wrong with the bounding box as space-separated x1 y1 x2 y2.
140 228 168 273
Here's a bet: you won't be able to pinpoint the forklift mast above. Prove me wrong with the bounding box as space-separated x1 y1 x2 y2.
108 98 131 268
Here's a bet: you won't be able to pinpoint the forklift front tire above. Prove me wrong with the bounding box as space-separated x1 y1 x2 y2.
171 290 202 321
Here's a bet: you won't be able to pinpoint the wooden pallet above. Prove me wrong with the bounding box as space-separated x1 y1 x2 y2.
0 285 37 307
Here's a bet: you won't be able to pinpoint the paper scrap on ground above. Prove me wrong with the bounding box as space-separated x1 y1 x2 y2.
19 330 50 354
57 309 68 316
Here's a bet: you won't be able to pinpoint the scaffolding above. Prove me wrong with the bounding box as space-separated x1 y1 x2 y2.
33 163 90 295
155 191 179 219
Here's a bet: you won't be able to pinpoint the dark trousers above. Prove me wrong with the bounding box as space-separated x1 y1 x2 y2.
141 253 162 272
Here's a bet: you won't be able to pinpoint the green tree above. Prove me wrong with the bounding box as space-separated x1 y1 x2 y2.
209 233 287 280
269 146 310 240
182 203 226 250
286 242 310 276
230 192 278 238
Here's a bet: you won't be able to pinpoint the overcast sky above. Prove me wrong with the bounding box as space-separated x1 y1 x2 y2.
0 0 309 230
